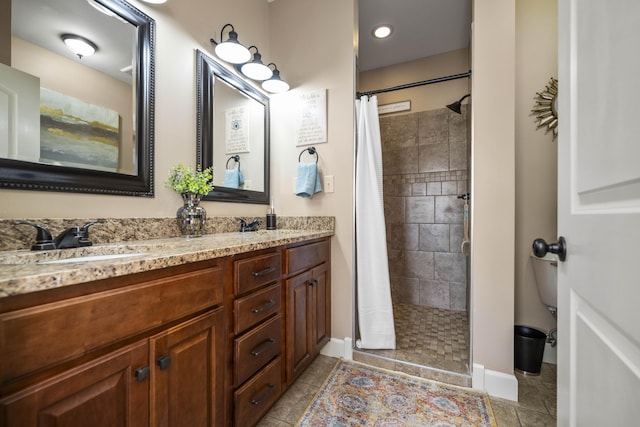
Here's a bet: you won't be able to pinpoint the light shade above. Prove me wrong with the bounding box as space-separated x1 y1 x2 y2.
61 34 97 59
241 51 272 81
214 26 251 64
262 69 289 93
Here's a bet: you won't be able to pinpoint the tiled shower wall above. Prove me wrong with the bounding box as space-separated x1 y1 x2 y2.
381 105 469 311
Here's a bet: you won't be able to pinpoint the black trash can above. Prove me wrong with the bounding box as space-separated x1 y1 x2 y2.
514 326 546 375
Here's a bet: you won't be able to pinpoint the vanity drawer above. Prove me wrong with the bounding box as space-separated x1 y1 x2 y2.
234 357 283 427
284 239 329 276
0 266 224 383
234 283 282 335
235 253 281 295
234 314 282 386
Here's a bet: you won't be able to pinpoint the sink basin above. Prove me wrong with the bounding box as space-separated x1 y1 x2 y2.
37 253 148 264
0 247 150 265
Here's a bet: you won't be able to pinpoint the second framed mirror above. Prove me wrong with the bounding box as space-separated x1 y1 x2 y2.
196 49 270 204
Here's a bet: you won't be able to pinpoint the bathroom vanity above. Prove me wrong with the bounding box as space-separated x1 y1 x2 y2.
0 230 332 427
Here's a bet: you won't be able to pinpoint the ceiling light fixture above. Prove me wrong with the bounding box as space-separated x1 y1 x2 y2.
240 46 273 81
211 24 252 64
61 34 97 59
261 63 290 93
372 24 393 39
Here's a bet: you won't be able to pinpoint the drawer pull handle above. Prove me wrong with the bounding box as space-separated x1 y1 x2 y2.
134 366 150 382
157 356 172 370
251 338 276 356
251 299 276 313
250 383 275 405
251 267 276 277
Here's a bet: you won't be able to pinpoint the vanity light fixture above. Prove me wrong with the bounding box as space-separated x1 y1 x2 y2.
262 63 290 93
211 24 252 64
240 46 273 81
372 24 393 39
61 34 97 59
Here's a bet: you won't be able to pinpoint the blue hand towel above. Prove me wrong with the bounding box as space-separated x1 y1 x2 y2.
295 162 322 198
224 168 244 188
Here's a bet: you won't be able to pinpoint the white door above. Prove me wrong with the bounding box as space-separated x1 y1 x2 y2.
557 0 640 425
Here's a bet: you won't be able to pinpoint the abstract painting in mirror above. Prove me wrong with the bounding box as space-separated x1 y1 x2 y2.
0 0 155 196
196 49 270 204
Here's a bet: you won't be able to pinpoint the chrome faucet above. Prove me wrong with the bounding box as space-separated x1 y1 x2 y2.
238 218 262 232
15 221 100 250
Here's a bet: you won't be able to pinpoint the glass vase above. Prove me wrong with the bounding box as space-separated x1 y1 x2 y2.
177 193 206 237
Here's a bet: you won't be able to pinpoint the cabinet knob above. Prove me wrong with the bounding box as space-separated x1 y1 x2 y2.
134 366 150 381
157 355 172 370
309 279 318 287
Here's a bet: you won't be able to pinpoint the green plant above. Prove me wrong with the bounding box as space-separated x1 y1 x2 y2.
165 163 213 195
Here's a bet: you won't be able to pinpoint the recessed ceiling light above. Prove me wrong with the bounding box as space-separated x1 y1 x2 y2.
372 24 393 39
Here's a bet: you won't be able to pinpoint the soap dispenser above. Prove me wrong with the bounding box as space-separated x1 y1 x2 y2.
266 199 277 230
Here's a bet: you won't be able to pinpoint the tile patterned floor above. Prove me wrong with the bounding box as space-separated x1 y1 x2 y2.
353 303 471 386
491 363 557 426
257 355 557 427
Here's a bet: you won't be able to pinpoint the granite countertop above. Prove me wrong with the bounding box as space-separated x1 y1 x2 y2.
0 229 333 298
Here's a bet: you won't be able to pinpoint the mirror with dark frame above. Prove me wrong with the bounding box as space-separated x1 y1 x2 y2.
0 0 154 196
196 49 270 204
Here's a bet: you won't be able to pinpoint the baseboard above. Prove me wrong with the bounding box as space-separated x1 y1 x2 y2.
320 337 353 360
472 363 518 401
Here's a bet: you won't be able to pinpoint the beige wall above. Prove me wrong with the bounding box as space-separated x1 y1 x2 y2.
515 0 558 333
268 0 357 341
471 0 516 373
358 48 471 112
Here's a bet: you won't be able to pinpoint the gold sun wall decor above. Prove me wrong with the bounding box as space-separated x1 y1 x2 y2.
531 77 558 140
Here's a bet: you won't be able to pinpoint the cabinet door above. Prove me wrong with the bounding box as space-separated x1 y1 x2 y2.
285 270 313 383
150 308 225 427
310 263 331 355
0 340 149 427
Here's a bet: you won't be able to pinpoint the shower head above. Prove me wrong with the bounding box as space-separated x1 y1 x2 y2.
446 94 471 114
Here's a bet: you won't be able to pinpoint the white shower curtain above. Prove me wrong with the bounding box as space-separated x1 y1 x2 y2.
355 95 396 349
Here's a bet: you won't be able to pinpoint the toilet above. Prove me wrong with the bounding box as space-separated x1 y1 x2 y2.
530 253 558 317
531 253 558 348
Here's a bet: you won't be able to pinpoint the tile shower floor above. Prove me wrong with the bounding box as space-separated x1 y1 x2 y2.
353 302 471 386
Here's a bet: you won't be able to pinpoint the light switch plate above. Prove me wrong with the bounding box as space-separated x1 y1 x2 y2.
324 175 334 193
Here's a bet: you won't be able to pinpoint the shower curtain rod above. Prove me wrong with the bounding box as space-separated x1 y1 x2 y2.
356 70 471 98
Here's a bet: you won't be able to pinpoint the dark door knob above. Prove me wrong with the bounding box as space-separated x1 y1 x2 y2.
532 237 567 262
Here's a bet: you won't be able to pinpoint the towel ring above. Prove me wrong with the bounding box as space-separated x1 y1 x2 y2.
298 147 318 163
226 155 240 170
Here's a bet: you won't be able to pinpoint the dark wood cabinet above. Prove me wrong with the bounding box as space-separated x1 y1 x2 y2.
284 239 331 384
0 260 226 427
0 236 332 427
0 340 149 427
230 250 284 427
150 309 225 427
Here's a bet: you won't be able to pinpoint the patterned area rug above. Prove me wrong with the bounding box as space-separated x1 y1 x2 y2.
297 360 496 426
